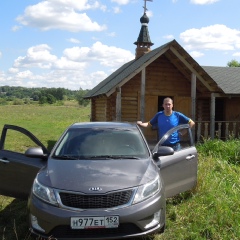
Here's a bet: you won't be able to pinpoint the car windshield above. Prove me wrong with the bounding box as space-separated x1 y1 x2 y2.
53 127 149 160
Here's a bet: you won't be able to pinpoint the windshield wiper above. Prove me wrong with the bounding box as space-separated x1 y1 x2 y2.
53 155 82 160
88 155 114 159
114 156 140 159
88 155 140 159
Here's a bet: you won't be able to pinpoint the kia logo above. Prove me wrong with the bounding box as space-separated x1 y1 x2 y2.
89 187 102 191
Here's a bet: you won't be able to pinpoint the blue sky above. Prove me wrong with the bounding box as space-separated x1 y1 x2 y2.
0 0 239 90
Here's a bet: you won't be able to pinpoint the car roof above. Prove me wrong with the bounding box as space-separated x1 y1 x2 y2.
69 122 137 129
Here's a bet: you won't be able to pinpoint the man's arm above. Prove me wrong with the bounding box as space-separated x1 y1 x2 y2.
189 119 195 128
137 121 150 128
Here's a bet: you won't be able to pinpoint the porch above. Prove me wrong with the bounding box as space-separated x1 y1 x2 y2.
195 121 240 142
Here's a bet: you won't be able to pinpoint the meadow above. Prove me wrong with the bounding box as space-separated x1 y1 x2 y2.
0 103 239 240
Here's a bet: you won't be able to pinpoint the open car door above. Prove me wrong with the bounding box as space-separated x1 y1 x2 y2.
0 125 48 199
153 124 198 198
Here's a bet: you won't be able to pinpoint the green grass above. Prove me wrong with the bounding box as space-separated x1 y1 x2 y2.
157 139 240 240
0 104 239 240
0 102 90 147
0 102 90 240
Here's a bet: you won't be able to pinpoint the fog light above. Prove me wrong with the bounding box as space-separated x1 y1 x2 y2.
30 214 45 233
144 210 161 229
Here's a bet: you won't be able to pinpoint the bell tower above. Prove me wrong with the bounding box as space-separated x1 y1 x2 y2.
134 0 154 59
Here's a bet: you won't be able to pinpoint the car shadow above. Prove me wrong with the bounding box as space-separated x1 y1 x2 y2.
166 189 195 206
0 196 160 240
0 197 35 240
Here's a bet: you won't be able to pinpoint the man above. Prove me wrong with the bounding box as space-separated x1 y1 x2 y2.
137 97 195 150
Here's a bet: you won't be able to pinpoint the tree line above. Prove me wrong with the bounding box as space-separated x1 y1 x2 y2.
0 86 90 106
1 60 239 106
227 59 240 67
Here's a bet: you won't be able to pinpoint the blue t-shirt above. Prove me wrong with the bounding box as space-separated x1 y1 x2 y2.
150 111 190 145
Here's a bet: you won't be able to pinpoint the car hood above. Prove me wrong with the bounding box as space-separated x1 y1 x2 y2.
38 158 158 193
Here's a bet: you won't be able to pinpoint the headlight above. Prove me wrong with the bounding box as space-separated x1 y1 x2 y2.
133 176 162 204
32 178 58 206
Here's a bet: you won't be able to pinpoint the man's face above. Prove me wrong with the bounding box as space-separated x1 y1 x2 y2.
163 100 173 113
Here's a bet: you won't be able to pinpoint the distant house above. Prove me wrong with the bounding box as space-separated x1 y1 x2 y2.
85 9 240 143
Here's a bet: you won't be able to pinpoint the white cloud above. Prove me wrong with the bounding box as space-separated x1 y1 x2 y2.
0 71 6 82
91 41 135 67
63 46 91 61
113 6 121 13
180 24 240 51
13 44 57 69
53 57 87 70
146 10 153 18
11 25 22 32
67 38 80 44
8 68 19 73
4 42 134 90
111 0 131 5
67 38 80 43
190 0 219 4
0 51 2 58
189 51 204 58
16 70 33 79
107 32 116 37
163 35 174 40
63 41 134 67
16 0 107 32
232 52 240 57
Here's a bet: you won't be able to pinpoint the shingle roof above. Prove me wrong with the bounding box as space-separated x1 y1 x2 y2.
84 41 171 98
84 40 240 98
202 66 240 94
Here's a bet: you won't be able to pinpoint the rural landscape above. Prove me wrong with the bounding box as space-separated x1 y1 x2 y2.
1 0 240 238
0 90 239 240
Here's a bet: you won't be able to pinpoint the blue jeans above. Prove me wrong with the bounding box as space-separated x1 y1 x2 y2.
163 142 181 151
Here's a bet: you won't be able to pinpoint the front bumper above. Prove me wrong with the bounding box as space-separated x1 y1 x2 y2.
28 190 166 240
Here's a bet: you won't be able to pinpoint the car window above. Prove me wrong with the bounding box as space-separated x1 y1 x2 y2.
54 128 149 159
3 129 40 154
160 127 192 152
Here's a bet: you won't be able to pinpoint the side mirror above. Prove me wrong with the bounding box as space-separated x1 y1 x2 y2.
25 147 48 160
152 146 174 160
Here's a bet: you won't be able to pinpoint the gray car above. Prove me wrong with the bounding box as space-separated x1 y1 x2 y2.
0 122 198 239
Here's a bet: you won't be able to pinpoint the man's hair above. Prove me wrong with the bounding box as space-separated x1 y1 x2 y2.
163 97 173 104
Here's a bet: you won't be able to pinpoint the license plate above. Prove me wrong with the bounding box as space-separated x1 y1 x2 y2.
71 216 119 229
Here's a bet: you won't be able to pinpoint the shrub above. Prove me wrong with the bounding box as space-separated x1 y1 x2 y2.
197 138 240 165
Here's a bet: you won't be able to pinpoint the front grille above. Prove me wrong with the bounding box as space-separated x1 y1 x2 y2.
49 223 141 238
59 190 133 209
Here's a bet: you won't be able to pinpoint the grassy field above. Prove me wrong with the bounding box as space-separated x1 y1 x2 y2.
0 103 239 240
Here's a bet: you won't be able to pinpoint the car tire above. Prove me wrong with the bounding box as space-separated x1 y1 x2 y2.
159 224 165 233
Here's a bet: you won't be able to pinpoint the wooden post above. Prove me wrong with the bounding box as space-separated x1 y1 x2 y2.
233 123 236 137
116 87 121 121
191 73 196 142
210 93 216 139
225 123 229 139
218 122 222 139
204 122 209 138
197 122 201 142
140 68 146 121
90 99 93 121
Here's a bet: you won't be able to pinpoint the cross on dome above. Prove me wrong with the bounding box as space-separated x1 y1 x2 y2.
143 0 153 13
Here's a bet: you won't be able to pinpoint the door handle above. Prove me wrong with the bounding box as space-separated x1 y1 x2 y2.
0 159 9 164
186 155 195 160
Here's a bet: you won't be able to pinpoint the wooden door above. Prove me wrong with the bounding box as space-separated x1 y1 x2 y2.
144 95 158 141
174 96 191 117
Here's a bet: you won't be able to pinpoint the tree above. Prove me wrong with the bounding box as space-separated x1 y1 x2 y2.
39 94 56 104
76 88 90 106
227 59 240 67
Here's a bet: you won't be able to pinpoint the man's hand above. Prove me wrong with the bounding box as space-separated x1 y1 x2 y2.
137 121 149 127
